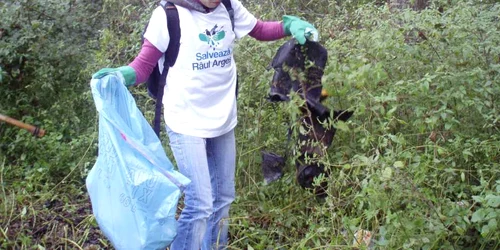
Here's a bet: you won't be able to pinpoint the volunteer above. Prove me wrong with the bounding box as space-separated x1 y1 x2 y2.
93 0 318 248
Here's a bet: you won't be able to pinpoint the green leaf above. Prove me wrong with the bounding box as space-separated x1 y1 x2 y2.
21 206 27 217
488 218 497 230
462 149 473 161
299 125 308 135
382 167 393 181
472 195 484 203
393 161 404 168
481 224 491 236
485 194 500 208
388 134 400 143
386 106 397 116
471 209 486 223
335 121 349 132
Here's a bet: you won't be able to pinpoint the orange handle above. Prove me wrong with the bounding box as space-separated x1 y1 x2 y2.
0 113 46 137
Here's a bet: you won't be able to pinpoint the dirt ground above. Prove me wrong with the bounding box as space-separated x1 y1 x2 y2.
1 194 109 249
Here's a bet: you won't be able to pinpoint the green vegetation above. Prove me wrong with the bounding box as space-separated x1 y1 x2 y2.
1 0 499 249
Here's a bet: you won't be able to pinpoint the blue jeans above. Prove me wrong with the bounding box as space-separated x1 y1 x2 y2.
167 126 236 250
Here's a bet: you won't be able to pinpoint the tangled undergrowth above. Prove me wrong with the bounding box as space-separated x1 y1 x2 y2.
1 0 499 249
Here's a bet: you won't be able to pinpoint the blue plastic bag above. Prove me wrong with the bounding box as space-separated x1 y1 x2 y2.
87 73 190 250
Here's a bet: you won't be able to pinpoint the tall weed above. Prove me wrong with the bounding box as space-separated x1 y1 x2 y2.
233 1 499 248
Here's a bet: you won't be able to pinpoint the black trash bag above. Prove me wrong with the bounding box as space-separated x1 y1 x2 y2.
267 38 355 197
296 158 328 197
261 151 285 184
298 109 354 157
295 110 353 197
268 39 328 116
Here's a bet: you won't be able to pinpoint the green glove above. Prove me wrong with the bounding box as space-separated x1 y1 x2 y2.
283 15 319 45
92 66 136 87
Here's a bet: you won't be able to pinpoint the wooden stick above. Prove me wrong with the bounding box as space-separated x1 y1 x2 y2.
0 113 46 137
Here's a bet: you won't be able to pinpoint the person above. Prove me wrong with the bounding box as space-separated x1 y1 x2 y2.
92 0 318 249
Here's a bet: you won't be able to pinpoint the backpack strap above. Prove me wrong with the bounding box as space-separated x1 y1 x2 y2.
153 1 181 137
163 2 180 67
221 0 238 98
221 0 235 31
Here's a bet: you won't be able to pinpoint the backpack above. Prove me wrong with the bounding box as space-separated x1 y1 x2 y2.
143 0 235 137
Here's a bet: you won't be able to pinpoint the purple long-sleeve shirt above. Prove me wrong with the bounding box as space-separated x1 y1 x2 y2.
129 20 286 84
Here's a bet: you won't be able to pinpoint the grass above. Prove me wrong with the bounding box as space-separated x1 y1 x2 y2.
1 1 499 249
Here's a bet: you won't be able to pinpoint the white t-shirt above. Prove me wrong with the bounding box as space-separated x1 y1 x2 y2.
143 0 257 138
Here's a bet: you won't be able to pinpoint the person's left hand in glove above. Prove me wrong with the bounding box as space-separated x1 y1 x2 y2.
282 15 319 45
92 66 136 87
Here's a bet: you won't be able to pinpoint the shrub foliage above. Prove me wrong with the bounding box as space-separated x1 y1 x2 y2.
0 0 498 249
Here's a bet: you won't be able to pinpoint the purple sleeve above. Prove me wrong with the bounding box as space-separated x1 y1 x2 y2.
128 39 163 85
248 20 287 41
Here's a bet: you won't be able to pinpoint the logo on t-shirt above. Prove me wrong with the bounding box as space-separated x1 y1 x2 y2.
198 24 225 50
192 24 232 71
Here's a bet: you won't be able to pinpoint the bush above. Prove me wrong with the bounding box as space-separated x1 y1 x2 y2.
232 1 499 248
0 0 102 184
